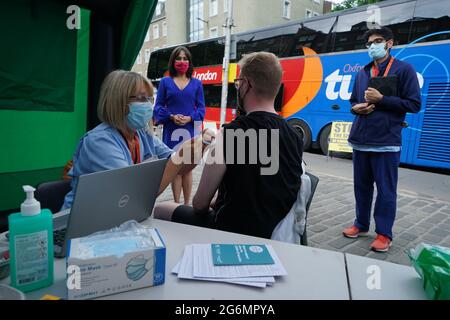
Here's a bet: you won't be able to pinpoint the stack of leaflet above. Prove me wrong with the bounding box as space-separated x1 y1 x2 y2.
172 244 287 288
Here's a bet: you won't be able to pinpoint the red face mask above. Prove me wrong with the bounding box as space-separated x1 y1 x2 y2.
174 61 189 74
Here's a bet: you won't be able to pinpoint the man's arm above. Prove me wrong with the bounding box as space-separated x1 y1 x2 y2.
192 130 226 212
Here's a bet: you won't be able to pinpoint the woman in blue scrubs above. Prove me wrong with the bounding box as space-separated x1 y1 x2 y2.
153 46 206 205
62 70 212 210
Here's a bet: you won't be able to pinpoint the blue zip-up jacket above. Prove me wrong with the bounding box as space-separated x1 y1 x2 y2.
348 56 421 146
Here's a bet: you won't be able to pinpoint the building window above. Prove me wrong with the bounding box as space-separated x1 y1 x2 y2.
305 9 313 18
283 0 291 19
210 26 218 38
145 31 150 42
155 3 162 16
136 52 142 65
224 0 229 12
189 0 205 42
153 24 159 39
210 0 218 17
153 46 160 52
162 22 167 37
144 49 151 63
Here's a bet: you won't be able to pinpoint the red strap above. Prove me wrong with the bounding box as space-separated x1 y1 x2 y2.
383 57 394 77
371 57 394 78
121 132 141 164
132 134 141 164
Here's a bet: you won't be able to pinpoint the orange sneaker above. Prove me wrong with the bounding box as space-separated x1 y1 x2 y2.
342 226 368 238
370 234 392 252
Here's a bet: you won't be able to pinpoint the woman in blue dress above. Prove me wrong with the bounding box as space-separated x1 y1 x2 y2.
153 46 206 205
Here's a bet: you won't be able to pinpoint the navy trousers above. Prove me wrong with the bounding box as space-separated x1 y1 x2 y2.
352 150 401 240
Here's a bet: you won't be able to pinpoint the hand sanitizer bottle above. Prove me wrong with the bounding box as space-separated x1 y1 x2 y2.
8 186 54 292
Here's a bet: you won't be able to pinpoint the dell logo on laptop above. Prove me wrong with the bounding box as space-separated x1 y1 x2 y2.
118 195 130 207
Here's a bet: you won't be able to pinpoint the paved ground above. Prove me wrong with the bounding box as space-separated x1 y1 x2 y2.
156 152 450 266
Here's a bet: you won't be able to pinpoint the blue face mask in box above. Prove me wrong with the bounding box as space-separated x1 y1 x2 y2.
127 102 154 130
78 236 154 258
126 255 154 281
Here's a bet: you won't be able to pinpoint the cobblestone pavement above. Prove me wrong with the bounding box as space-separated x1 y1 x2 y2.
156 159 450 266
304 171 450 266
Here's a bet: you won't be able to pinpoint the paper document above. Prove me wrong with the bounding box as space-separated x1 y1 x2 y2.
193 244 287 279
172 243 287 288
173 248 269 288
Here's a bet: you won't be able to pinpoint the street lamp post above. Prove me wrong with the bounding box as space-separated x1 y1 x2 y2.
219 0 234 127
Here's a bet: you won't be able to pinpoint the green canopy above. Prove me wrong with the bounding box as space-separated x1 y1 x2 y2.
0 0 157 226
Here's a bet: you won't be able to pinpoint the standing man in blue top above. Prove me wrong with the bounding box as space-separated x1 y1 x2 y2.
343 27 421 252
153 46 206 205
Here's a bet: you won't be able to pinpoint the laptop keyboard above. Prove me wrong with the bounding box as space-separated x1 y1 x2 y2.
53 229 67 247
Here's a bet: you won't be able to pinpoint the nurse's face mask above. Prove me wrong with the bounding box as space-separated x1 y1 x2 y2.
127 95 154 130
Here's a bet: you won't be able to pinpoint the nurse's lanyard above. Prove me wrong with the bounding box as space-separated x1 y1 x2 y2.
121 132 141 164
370 56 394 78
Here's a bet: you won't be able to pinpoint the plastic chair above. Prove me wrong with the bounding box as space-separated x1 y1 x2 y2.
300 172 319 246
34 180 72 214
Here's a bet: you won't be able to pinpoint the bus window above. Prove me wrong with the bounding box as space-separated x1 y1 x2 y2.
333 2 415 52
236 29 282 60
204 38 225 66
147 49 171 81
227 84 237 108
333 10 371 52
378 1 415 45
156 49 170 78
204 84 236 108
147 51 159 80
203 85 221 108
279 17 336 57
410 0 450 43
187 43 206 67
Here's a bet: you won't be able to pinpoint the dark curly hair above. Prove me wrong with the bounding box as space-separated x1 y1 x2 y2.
363 27 394 43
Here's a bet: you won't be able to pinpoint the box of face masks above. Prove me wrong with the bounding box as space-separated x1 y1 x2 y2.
66 225 166 300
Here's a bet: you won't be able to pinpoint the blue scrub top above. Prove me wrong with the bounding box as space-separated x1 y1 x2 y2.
62 123 173 210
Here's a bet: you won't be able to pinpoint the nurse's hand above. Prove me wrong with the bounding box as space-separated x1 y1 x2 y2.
202 128 215 147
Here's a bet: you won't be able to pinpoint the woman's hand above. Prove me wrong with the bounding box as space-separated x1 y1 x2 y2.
171 114 191 126
178 115 192 125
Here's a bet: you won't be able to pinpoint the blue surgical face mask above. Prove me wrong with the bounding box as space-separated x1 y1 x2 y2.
368 42 388 60
126 255 153 281
127 102 153 130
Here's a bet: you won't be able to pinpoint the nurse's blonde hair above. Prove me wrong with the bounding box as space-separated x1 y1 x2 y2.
97 70 154 133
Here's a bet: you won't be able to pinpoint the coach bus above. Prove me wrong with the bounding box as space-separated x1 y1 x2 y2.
147 0 450 170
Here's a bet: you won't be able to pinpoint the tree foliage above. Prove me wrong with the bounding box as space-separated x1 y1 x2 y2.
332 0 385 12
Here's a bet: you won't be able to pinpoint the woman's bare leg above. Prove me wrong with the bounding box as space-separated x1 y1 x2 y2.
171 175 182 203
182 171 193 205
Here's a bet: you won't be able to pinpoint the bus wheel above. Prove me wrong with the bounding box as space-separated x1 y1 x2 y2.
288 119 312 151
319 124 331 155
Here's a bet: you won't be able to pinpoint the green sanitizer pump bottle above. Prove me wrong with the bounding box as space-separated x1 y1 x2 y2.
8 185 54 292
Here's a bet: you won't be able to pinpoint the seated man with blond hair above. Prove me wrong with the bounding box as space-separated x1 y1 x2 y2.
154 52 303 239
